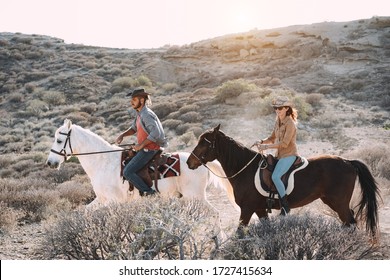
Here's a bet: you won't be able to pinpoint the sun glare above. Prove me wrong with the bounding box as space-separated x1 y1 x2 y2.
230 5 260 33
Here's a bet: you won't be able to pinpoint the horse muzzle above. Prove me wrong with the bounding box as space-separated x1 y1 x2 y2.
186 156 201 170
46 159 60 169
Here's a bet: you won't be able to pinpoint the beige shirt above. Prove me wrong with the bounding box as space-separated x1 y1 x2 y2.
265 116 298 158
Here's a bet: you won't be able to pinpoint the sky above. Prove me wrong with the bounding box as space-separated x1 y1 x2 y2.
0 0 389 49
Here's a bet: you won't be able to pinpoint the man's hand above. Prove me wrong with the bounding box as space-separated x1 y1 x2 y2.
115 134 124 145
133 144 143 152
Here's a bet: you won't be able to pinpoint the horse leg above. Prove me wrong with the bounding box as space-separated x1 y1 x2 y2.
236 208 255 237
255 208 269 220
320 197 356 227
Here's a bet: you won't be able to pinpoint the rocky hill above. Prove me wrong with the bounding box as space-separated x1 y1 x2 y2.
0 16 389 155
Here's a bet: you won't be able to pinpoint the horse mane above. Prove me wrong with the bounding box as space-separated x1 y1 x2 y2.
215 130 259 172
72 124 115 150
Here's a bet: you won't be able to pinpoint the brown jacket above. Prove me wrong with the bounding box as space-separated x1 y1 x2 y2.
265 116 298 158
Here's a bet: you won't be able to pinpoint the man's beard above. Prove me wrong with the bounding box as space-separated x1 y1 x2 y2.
132 102 142 110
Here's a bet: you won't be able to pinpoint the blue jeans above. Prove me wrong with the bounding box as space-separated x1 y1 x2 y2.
123 149 158 193
272 156 296 198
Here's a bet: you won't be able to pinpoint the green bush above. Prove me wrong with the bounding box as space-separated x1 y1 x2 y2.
216 79 257 102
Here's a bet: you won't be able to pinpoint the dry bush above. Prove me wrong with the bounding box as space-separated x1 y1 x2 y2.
56 181 95 206
162 119 182 130
162 82 179 93
178 104 200 114
134 75 152 87
0 201 22 234
217 213 376 260
26 99 48 117
179 131 197 146
305 93 323 106
176 123 192 135
7 93 24 103
39 198 219 260
345 144 390 179
151 102 178 119
0 178 65 223
110 77 135 93
178 112 201 123
216 79 257 102
40 90 66 106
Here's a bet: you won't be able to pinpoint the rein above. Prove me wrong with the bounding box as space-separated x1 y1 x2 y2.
50 129 134 159
191 137 261 179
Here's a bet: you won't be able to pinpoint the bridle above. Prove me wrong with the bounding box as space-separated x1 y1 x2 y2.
50 129 131 160
190 136 260 179
50 130 73 160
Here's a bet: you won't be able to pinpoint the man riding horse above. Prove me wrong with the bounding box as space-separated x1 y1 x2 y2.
116 88 168 196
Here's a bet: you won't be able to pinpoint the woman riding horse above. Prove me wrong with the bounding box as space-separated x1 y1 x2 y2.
255 96 299 215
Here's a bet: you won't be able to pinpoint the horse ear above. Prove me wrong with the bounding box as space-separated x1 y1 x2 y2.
214 124 221 133
64 119 72 129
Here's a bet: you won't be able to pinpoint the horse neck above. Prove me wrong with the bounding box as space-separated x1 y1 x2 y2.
70 125 119 175
215 132 257 177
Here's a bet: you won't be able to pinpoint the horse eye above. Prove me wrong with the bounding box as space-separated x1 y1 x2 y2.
57 139 62 144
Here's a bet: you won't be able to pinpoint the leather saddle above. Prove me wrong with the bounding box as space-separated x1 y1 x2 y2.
259 154 304 194
121 149 168 193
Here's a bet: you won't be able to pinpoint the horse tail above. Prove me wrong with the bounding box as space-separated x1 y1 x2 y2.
205 161 239 210
350 160 381 239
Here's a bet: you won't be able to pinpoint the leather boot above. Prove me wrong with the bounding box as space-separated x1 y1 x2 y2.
279 195 290 216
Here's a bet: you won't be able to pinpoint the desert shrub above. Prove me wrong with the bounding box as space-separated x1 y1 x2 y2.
176 123 192 135
56 181 95 206
0 155 13 169
135 75 152 87
317 85 333 95
25 83 36 93
0 201 22 234
305 93 323 106
40 90 66 106
292 95 313 121
39 198 219 260
162 82 179 92
217 213 375 260
8 93 24 103
346 144 390 179
178 104 200 114
152 102 178 119
110 77 135 93
178 112 201 123
190 125 204 138
0 177 64 223
162 119 182 130
179 131 197 146
216 79 257 102
26 99 48 117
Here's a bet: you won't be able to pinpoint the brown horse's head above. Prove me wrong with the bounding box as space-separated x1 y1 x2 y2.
186 124 220 169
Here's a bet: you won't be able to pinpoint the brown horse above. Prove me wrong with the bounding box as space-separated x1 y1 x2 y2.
186 125 381 241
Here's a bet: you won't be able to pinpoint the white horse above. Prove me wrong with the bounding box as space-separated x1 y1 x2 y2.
46 119 234 210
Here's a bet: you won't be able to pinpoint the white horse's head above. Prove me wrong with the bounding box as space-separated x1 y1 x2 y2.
46 119 73 169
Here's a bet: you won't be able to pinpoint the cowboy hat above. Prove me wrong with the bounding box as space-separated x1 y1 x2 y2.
126 88 150 98
271 96 293 108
